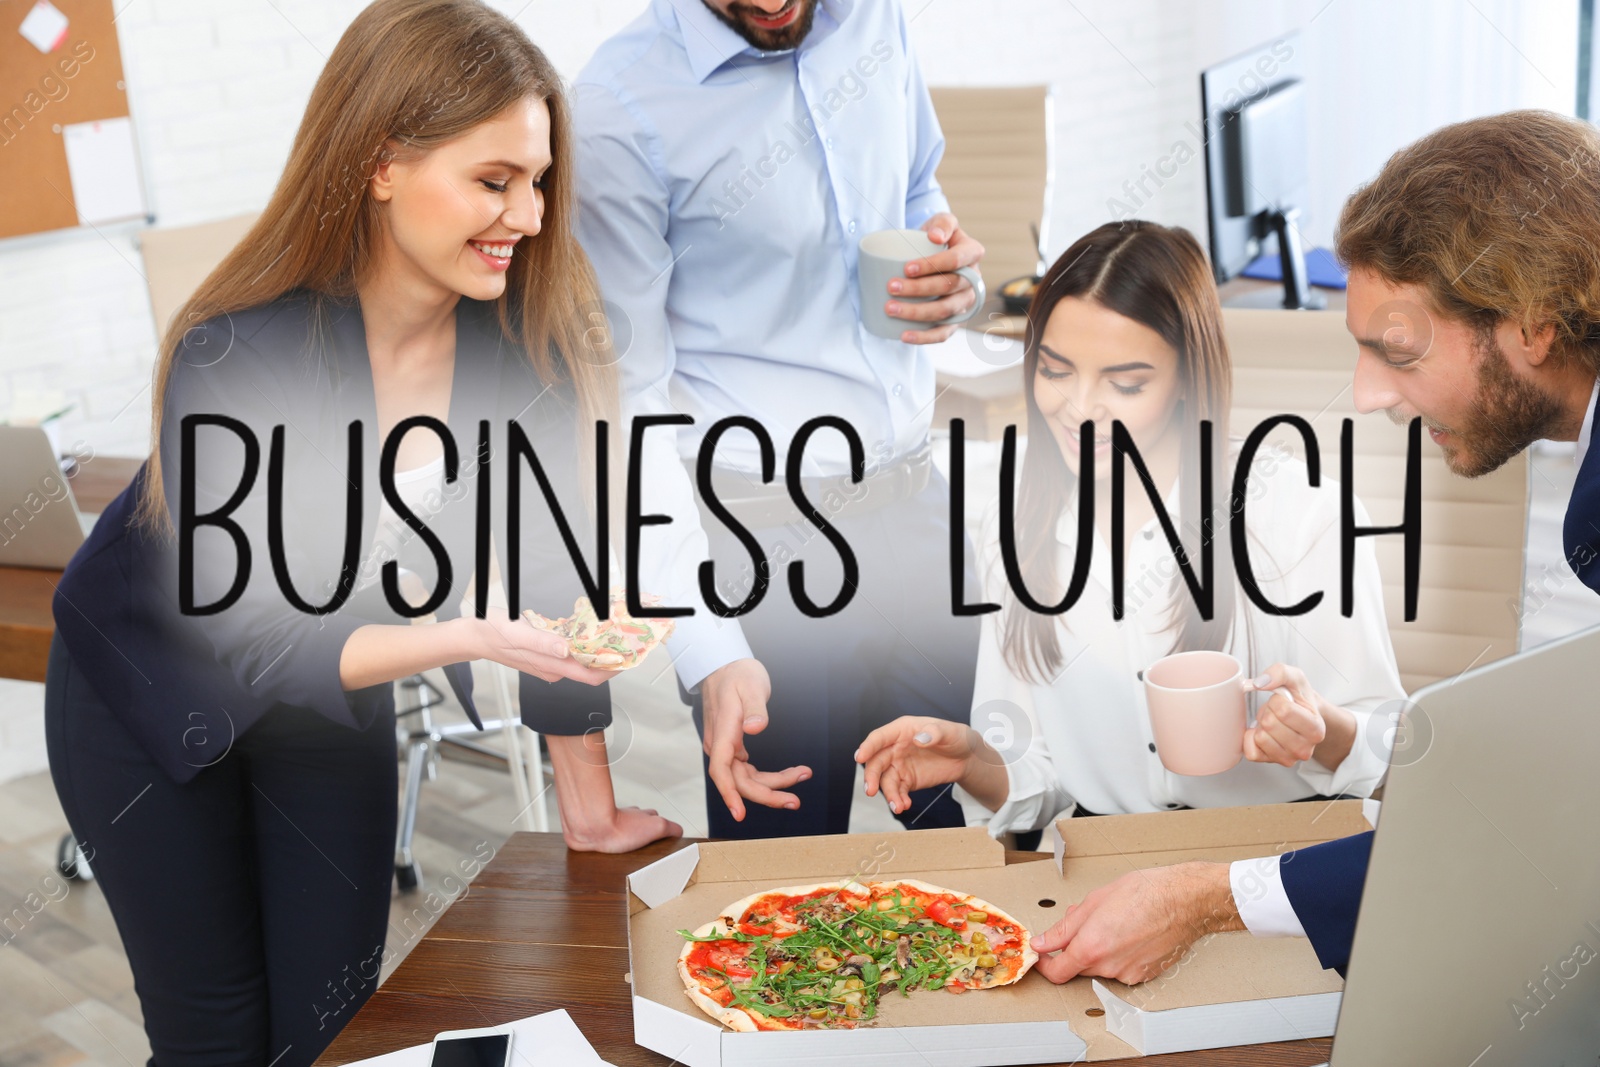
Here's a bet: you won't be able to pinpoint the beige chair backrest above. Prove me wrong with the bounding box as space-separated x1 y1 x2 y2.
928 86 1052 290
1223 307 1528 693
136 212 260 337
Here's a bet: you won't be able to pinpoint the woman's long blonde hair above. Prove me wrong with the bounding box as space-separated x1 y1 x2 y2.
138 0 617 534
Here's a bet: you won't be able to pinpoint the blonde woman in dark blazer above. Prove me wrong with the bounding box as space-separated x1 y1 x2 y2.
46 2 678 1062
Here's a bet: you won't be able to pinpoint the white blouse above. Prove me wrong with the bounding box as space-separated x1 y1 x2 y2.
354 452 448 595
957 444 1404 835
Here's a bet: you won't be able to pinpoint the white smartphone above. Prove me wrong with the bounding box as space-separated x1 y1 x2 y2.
429 1025 513 1067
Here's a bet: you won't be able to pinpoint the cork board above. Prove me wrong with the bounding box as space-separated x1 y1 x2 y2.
0 0 140 239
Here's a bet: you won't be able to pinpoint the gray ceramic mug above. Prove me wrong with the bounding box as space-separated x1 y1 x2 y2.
857 228 986 340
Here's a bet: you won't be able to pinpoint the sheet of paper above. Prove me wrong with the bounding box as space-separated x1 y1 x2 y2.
62 118 147 225
19 0 69 53
339 1009 615 1067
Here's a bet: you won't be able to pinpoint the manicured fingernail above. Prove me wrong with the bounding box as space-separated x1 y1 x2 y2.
889 280 902 293
786 801 798 809
1251 674 1271 688
914 731 933 744
906 262 921 275
743 716 763 729
799 770 811 780
886 301 900 314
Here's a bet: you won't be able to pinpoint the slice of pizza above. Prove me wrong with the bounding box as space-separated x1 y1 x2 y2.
521 589 675 670
677 878 1037 1032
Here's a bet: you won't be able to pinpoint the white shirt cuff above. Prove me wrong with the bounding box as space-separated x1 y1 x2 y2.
663 613 753 693
970 756 1063 838
951 782 996 832
1229 855 1306 939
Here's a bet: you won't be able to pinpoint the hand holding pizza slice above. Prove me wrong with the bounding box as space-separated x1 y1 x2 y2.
521 589 675 671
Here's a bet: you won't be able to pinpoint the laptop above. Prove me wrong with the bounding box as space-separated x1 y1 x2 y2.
0 425 98 569
1316 623 1600 1064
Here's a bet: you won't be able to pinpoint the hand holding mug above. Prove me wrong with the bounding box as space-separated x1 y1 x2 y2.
890 212 986 343
1242 663 1355 770
858 214 986 344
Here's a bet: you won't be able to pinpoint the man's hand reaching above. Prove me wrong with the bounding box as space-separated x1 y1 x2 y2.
1030 861 1244 985
700 658 810 822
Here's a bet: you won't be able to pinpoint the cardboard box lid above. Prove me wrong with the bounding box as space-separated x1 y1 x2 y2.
628 827 1013 912
1054 798 1372 865
1051 801 1369 1057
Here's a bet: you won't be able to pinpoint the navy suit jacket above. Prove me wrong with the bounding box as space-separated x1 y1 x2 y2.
1279 390 1600 974
53 290 610 784
1564 388 1600 594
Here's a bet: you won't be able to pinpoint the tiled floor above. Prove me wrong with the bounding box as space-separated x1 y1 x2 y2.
1 441 1596 1063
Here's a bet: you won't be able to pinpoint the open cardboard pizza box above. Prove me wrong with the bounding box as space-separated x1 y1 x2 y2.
626 800 1374 1065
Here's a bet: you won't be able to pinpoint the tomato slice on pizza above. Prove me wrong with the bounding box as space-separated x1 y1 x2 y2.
677 878 1038 1032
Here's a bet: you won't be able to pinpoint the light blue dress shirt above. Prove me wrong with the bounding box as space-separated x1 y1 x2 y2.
573 0 953 688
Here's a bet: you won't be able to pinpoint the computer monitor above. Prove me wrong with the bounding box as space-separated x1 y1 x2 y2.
1201 34 1325 310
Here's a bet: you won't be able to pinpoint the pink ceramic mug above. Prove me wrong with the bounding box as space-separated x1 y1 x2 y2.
1144 650 1248 776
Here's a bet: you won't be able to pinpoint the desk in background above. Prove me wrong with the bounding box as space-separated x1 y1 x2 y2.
0 455 142 682
313 833 1333 1066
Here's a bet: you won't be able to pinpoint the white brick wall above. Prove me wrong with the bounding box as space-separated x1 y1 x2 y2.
0 0 1577 782
2 0 1574 460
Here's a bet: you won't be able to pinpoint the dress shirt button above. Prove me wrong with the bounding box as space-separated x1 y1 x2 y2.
1142 528 1155 540
826 137 835 150
893 383 904 396
847 219 857 234
1148 742 1157 753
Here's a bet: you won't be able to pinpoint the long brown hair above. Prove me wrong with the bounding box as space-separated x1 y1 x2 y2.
138 0 617 534
1336 109 1600 375
1004 221 1239 684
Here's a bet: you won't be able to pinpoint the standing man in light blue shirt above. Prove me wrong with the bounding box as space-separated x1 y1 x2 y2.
574 0 986 837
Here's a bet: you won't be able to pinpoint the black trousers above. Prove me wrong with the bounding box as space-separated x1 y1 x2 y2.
44 633 397 1067
685 470 981 838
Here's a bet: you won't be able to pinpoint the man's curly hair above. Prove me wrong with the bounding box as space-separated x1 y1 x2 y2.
1336 109 1600 374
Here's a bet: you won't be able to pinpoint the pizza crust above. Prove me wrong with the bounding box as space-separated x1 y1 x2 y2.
678 920 760 1032
715 879 867 927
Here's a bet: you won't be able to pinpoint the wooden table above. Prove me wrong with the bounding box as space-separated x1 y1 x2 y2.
315 834 1332 1066
0 455 142 682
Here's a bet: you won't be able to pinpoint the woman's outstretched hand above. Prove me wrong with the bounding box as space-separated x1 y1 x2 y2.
470 605 615 685
855 716 994 814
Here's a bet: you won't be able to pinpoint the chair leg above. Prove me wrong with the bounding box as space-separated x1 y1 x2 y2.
493 661 545 833
395 736 428 891
523 725 548 834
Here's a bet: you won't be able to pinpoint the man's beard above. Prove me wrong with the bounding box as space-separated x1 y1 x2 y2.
705 0 817 51
1404 327 1565 478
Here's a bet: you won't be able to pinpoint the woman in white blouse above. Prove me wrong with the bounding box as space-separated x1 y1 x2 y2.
855 221 1403 832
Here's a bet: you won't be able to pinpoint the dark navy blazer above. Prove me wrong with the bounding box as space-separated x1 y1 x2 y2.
1278 390 1600 975
53 289 610 784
